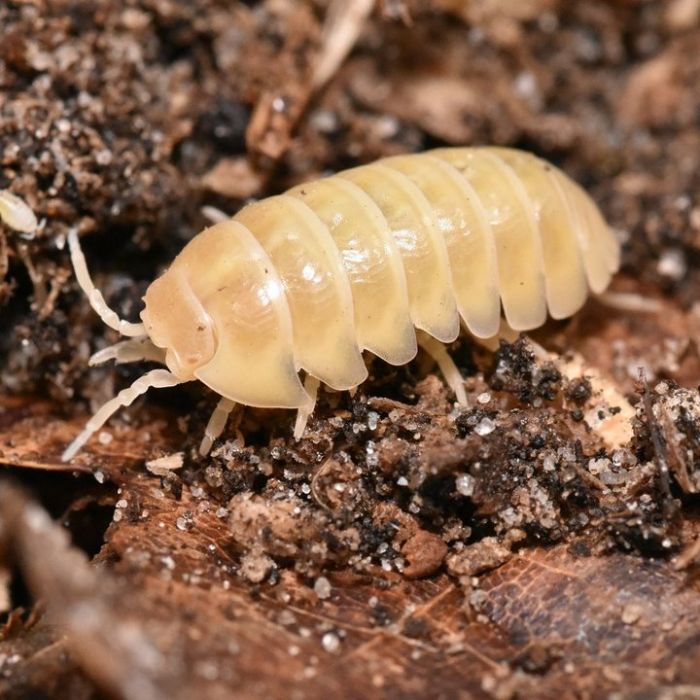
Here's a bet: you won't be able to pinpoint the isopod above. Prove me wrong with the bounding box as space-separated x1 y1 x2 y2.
0 190 38 234
62 146 620 460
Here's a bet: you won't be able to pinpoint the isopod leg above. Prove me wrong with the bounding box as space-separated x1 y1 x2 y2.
523 336 550 362
67 228 146 337
595 290 663 314
89 338 166 367
199 397 237 456
417 332 468 406
294 375 321 440
467 318 549 360
62 369 186 461
469 318 520 352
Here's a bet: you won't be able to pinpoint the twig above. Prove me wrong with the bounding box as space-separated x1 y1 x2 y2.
312 0 376 90
246 0 375 161
673 535 700 570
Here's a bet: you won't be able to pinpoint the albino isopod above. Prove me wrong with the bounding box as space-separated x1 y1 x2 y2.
62 147 620 460
0 190 38 234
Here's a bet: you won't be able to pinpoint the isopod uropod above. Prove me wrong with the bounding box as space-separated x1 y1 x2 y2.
62 147 620 460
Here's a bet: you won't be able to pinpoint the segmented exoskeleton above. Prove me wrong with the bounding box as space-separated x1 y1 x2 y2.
63 147 620 460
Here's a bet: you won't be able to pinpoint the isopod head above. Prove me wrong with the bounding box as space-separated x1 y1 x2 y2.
141 268 217 380
141 220 308 408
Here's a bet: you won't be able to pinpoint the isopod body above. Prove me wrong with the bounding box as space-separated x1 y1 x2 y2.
63 146 620 460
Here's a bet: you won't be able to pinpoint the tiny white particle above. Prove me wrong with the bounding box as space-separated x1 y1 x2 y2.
176 515 193 531
309 109 339 133
321 632 340 653
474 417 495 436
314 576 331 600
455 474 475 497
657 248 686 281
655 381 669 395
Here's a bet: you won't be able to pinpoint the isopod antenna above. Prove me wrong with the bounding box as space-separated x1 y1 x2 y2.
67 228 147 337
61 369 187 461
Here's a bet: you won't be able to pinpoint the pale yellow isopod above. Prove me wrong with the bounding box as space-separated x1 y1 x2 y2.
0 190 38 234
62 147 620 461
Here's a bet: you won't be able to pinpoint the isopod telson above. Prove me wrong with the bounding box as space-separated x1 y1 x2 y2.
62 147 620 461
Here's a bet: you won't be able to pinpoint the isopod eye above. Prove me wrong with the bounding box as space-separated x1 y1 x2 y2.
141 269 216 379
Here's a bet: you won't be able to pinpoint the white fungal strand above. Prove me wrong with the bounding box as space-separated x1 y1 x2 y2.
0 190 38 233
63 146 620 459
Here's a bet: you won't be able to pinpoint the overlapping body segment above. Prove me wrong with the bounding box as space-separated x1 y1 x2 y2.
147 220 308 408
287 176 417 366
151 147 620 399
64 146 620 460
233 195 367 391
338 163 460 343
382 153 503 338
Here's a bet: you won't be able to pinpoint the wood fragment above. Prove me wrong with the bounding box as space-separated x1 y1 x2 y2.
246 0 375 162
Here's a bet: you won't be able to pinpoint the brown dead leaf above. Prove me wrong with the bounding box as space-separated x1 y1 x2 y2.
1 469 699 699
0 395 182 480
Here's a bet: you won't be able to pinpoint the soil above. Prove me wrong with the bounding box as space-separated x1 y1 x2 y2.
2 1 700 698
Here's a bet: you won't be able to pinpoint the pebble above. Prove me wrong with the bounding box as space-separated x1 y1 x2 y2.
321 632 340 653
455 474 475 497
314 576 331 600
475 417 495 436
